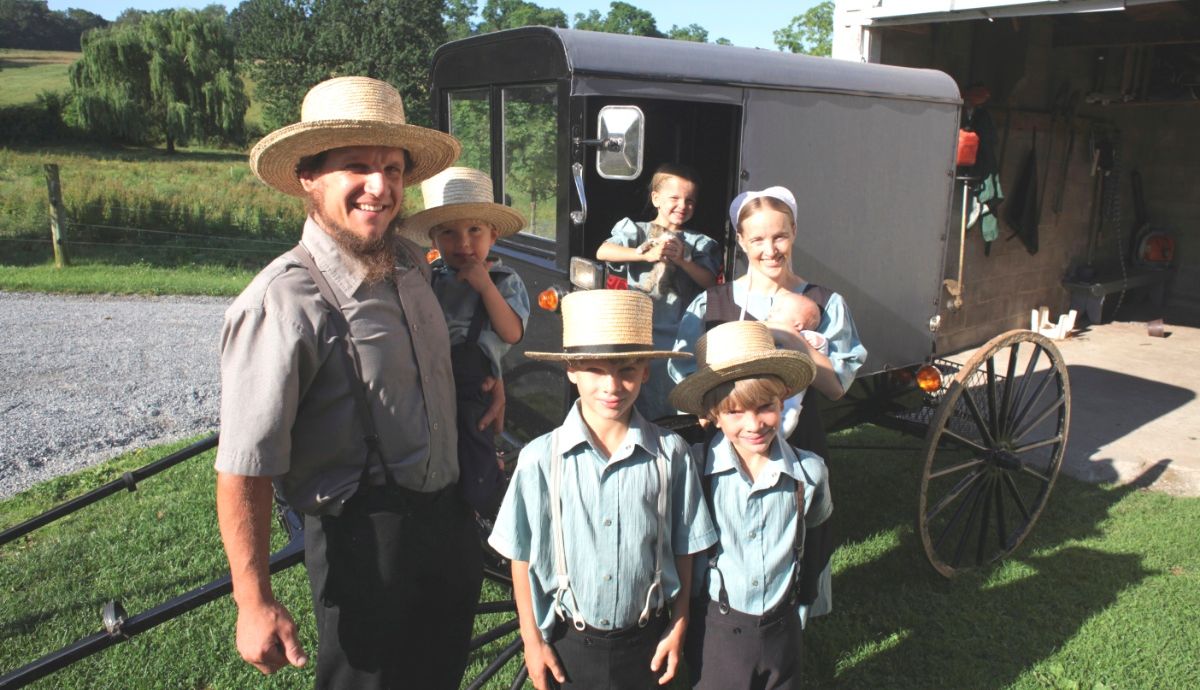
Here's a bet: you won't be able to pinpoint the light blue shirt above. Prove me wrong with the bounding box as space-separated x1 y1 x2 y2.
606 218 721 420
692 434 833 617
669 281 867 392
431 258 529 378
489 401 717 640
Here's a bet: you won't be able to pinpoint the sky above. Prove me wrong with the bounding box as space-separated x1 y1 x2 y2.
53 0 824 51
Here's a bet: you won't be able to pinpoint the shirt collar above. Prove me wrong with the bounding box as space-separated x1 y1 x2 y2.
557 400 660 465
705 432 803 491
300 216 372 298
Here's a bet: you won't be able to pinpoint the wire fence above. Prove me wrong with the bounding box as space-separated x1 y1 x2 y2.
4 215 296 268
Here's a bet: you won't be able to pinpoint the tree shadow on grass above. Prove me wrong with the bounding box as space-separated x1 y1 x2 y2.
803 427 1159 689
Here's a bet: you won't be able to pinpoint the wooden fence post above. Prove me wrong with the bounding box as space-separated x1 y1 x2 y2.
44 163 69 268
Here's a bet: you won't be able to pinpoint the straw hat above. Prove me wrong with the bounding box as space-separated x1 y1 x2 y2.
669 321 815 416
250 76 461 197
401 167 526 245
525 290 691 361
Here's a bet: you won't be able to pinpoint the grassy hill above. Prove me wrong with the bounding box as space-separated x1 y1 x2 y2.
0 49 79 106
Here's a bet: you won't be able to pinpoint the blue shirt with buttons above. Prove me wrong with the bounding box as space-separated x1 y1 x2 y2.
489 401 717 640
692 433 833 618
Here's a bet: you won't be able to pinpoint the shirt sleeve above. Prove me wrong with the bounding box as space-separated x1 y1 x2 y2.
488 438 546 561
605 217 643 248
668 289 708 383
686 232 722 278
819 292 868 393
667 434 717 555
799 452 833 528
214 291 316 478
497 269 531 331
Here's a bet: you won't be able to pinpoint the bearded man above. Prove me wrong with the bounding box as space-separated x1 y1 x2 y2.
215 76 496 689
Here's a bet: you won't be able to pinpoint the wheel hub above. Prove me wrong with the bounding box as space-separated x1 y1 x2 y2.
987 447 1023 472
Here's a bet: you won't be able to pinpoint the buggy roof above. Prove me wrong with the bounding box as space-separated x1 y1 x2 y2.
433 26 960 104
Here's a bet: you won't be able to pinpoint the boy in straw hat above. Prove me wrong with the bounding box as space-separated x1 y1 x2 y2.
488 289 716 689
668 320 833 690
403 166 529 515
215 76 496 688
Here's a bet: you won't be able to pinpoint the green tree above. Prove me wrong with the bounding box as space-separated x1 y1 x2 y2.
68 9 247 152
444 0 477 40
0 0 108 50
232 0 446 130
774 0 833 56
573 2 663 38
479 0 567 33
667 23 707 43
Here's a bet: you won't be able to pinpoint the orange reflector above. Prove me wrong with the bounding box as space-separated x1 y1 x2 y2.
916 365 942 393
538 288 560 312
425 248 441 264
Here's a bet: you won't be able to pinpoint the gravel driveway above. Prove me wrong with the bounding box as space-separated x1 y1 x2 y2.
0 292 230 499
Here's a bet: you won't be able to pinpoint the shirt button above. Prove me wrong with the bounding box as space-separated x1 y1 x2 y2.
412 323 419 331
751 578 759 587
604 574 612 581
604 518 612 527
600 619 610 627
748 530 757 539
432 422 439 430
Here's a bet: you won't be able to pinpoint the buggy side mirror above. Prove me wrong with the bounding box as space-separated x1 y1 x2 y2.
593 105 644 180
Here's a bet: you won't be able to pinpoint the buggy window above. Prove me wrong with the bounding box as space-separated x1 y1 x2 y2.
447 88 491 172
502 84 557 241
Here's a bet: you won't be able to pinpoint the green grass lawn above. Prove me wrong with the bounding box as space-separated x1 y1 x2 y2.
0 50 78 107
2 425 1197 688
0 144 435 295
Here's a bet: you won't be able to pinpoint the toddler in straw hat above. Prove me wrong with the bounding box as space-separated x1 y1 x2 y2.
488 289 716 689
404 166 530 515
668 320 833 690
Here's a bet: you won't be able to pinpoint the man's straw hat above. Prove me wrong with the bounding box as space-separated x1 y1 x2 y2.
669 320 815 416
401 167 526 245
526 290 691 361
250 76 461 197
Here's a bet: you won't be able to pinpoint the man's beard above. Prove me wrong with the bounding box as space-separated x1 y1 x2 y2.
307 199 398 285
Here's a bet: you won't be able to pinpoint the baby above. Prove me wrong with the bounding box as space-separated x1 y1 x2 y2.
765 291 828 438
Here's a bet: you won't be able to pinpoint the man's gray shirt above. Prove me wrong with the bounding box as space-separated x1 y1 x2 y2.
215 218 458 515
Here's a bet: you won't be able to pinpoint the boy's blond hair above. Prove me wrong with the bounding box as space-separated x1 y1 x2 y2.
702 375 790 421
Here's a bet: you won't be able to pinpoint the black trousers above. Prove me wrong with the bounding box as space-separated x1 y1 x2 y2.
453 344 504 516
548 613 669 689
304 484 484 690
685 599 803 690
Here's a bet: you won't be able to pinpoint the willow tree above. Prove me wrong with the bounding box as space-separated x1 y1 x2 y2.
68 8 247 152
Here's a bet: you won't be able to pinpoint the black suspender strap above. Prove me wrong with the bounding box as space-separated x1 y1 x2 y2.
293 243 395 487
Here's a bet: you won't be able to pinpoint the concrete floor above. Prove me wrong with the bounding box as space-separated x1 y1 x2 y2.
951 316 1200 496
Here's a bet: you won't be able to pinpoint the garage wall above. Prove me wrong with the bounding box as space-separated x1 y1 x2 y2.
872 16 1198 353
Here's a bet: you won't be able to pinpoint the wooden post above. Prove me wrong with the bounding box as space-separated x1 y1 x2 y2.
44 163 69 268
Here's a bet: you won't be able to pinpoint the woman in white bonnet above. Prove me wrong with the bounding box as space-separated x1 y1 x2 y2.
669 186 867 460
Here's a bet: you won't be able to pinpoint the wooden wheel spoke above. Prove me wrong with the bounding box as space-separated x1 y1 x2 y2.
985 357 999 438
940 427 989 454
998 342 1020 436
926 467 985 523
975 475 996 565
1013 396 1067 445
959 383 998 448
934 472 984 551
1008 367 1056 440
1019 464 1052 484
994 477 1009 549
1012 434 1064 455
951 475 990 568
1002 472 1032 521
928 457 985 480
1007 345 1043 431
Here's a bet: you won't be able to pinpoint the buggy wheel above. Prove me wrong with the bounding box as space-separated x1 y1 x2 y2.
918 329 1070 578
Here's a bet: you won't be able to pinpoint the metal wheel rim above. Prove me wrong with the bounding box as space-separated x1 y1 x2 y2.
918 329 1071 578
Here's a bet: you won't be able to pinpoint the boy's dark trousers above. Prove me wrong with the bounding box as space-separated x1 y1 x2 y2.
548 613 669 689
685 598 803 690
453 342 504 515
303 483 483 690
